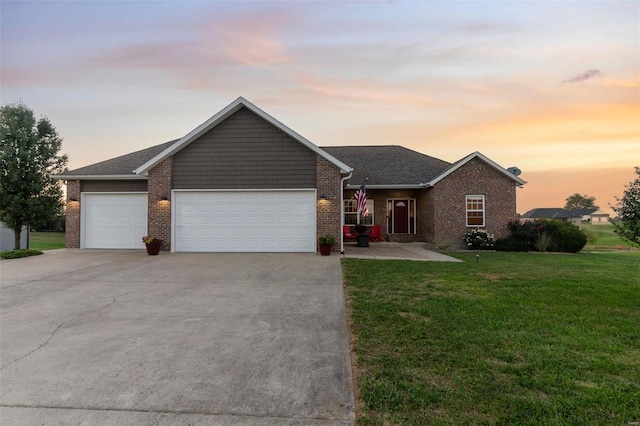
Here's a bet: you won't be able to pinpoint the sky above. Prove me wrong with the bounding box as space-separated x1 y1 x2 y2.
1 0 638 215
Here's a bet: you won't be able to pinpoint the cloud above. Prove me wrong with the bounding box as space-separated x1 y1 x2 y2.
562 69 603 84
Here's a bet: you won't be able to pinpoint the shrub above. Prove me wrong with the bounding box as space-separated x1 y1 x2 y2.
494 238 529 252
507 220 542 250
464 229 495 250
1 249 43 259
318 235 335 245
548 223 587 253
534 231 553 252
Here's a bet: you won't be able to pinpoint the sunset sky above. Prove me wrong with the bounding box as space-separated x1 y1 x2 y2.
2 1 638 214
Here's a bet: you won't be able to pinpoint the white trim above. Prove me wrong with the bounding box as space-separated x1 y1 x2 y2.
466 194 485 227
80 192 148 249
135 97 353 175
53 174 147 181
340 172 352 254
345 183 425 189
170 188 316 193
428 152 527 186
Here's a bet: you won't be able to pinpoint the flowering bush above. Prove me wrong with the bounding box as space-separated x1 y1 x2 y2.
464 229 496 250
142 235 160 245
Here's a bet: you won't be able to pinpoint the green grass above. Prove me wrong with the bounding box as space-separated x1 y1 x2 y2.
29 231 65 250
343 252 640 425
582 223 635 249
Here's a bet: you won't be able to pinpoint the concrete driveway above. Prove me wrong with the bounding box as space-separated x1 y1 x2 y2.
0 250 354 425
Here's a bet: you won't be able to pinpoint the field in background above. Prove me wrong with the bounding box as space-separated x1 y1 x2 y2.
581 223 635 249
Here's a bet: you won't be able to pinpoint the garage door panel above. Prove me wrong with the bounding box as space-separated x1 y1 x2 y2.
83 194 148 249
175 191 315 252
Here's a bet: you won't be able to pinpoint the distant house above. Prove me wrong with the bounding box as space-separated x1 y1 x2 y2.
570 208 610 224
521 208 582 227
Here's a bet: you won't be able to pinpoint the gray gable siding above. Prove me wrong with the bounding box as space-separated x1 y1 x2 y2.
172 108 316 189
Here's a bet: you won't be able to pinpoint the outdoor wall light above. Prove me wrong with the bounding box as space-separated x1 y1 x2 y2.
68 197 78 202
319 195 327 200
160 195 169 201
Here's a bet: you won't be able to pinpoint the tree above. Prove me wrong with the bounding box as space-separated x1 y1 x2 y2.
564 193 598 210
611 167 640 247
0 102 68 250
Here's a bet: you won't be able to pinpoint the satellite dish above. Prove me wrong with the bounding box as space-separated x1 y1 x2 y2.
507 167 522 176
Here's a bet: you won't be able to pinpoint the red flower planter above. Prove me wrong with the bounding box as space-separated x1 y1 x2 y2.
145 240 162 255
319 244 332 256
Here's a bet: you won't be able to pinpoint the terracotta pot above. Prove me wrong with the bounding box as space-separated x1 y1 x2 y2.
319 244 332 256
145 240 162 255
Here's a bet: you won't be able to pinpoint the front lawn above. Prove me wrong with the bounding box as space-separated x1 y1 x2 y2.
343 252 640 425
29 231 65 250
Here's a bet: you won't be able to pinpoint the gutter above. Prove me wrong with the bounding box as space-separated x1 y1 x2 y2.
51 174 147 180
340 172 353 255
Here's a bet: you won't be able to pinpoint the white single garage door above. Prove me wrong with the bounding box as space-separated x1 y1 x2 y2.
174 190 316 252
83 193 148 249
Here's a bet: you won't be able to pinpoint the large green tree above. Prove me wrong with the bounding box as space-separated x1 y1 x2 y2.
1 102 68 249
564 193 598 210
611 167 640 247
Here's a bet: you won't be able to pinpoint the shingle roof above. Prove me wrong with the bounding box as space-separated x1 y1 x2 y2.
321 145 451 186
521 208 582 219
57 140 177 177
569 208 598 216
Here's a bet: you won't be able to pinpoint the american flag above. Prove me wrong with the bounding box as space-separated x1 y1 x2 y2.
353 181 368 217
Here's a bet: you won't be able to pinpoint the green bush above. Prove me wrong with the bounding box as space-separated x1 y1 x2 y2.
494 238 530 251
506 220 587 253
1 249 43 259
507 220 541 250
545 221 587 253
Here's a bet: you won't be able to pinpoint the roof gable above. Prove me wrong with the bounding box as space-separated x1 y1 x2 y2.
134 97 351 175
428 151 526 186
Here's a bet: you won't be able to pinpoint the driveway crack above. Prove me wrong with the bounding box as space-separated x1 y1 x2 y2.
1 292 132 370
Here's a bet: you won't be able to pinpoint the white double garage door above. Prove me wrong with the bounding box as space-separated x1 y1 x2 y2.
82 191 316 252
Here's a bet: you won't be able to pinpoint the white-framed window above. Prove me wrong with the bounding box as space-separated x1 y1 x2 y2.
466 195 485 227
344 199 374 226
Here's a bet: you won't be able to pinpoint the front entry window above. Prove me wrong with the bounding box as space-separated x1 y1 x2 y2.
387 199 416 234
344 199 374 225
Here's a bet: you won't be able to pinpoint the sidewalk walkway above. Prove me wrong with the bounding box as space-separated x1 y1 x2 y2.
343 242 463 262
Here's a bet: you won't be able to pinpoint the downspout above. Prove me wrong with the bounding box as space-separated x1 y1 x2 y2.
340 172 353 254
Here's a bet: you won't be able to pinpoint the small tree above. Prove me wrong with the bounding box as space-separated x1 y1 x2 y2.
564 193 598 210
611 167 640 247
0 102 68 249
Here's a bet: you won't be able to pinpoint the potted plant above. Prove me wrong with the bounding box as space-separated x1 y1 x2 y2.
318 235 335 256
142 235 162 255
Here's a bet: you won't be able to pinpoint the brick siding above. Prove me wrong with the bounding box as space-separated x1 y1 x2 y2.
147 157 173 251
316 156 342 251
432 158 517 249
65 180 81 248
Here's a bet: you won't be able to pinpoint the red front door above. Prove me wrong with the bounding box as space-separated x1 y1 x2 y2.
393 201 408 233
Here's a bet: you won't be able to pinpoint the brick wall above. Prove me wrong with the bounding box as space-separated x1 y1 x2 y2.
316 156 342 251
147 157 173 251
65 180 81 248
432 158 518 249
